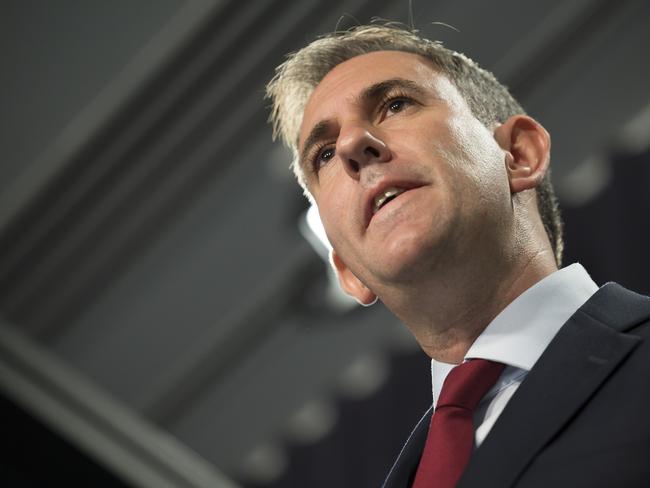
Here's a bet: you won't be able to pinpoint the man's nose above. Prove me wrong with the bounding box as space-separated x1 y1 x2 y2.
336 124 391 179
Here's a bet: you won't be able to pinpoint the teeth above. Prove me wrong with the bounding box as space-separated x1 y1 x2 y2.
373 186 406 214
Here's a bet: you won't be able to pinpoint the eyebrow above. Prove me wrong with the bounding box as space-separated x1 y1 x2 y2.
299 78 428 169
359 78 427 107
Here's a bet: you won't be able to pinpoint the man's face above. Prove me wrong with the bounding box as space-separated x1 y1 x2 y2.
298 51 512 301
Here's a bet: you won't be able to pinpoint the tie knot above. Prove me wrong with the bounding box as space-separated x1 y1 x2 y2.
437 359 505 411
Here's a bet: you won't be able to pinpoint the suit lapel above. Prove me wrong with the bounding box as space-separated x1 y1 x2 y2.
458 283 647 488
382 407 431 488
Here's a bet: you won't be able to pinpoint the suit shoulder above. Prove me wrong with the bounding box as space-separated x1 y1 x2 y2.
578 282 650 334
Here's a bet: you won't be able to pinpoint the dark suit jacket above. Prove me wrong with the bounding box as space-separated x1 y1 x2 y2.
382 283 650 488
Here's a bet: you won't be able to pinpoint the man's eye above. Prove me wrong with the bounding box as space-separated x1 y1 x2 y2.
381 97 413 120
388 99 407 113
315 146 335 169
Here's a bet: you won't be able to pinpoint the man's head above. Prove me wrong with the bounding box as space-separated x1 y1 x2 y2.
266 24 563 307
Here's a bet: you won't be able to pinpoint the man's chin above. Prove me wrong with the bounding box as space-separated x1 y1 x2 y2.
370 251 440 287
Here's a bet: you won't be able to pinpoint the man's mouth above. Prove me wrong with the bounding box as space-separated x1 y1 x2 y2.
372 186 407 214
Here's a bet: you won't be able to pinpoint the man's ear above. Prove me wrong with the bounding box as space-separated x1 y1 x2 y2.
494 115 551 194
331 251 378 306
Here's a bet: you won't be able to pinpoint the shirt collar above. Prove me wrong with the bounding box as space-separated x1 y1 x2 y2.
431 263 598 406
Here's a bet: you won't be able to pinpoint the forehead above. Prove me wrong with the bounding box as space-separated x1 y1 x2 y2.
299 51 458 144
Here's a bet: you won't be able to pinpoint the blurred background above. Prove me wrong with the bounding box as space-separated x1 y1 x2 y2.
1 0 649 487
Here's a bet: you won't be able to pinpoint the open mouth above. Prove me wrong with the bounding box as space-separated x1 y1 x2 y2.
372 186 407 214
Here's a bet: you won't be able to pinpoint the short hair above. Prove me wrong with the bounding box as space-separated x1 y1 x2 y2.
266 23 564 265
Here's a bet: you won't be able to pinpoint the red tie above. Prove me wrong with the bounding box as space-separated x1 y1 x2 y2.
412 359 505 488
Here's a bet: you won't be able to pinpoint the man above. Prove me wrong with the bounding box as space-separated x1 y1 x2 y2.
266 24 650 487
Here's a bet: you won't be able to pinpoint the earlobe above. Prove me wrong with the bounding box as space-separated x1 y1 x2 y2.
494 115 551 194
331 251 378 306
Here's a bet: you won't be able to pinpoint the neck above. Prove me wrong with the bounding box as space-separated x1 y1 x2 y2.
383 249 558 364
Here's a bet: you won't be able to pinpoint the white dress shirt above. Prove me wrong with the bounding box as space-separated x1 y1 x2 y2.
430 263 599 447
